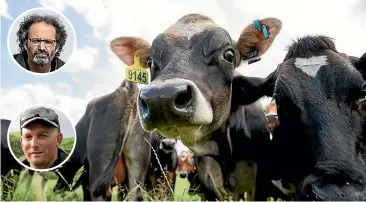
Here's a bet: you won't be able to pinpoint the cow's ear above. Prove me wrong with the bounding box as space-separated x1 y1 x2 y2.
235 18 282 67
231 71 276 106
356 53 366 79
110 36 151 68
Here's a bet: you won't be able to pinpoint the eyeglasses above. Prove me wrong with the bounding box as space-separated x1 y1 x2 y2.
28 38 56 47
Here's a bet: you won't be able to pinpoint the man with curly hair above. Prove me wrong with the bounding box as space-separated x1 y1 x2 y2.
13 14 67 73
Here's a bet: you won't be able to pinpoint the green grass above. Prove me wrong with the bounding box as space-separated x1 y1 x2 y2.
8 131 75 158
173 174 201 201
1 169 203 201
60 137 74 154
3 132 203 201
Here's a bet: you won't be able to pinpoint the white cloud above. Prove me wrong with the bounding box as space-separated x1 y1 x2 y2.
38 0 232 43
0 83 88 127
0 0 13 20
38 0 366 80
62 46 99 73
55 81 73 95
39 0 109 39
82 52 127 99
55 94 88 124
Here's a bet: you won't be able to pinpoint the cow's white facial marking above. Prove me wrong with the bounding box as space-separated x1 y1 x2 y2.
294 56 328 77
165 17 216 41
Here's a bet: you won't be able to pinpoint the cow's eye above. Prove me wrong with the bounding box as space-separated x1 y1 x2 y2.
147 56 153 68
223 49 235 63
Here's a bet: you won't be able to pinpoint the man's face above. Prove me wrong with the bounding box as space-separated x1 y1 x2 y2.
20 121 62 169
26 22 58 66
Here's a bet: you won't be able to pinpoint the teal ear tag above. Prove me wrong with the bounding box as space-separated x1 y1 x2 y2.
262 25 269 39
254 19 262 30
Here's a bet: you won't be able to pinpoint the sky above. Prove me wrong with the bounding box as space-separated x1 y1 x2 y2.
1 0 366 153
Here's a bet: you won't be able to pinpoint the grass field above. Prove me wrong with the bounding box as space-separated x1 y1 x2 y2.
8 131 75 158
3 132 203 201
1 169 202 201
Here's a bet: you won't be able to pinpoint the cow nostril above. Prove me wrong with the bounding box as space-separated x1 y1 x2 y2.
174 85 192 109
139 96 149 119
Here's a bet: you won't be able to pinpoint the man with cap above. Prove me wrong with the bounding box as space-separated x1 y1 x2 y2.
19 106 69 170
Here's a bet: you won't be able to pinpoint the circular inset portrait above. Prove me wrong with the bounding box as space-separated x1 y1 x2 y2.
8 7 76 75
7 104 77 172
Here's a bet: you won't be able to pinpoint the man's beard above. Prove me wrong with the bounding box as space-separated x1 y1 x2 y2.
29 49 56 66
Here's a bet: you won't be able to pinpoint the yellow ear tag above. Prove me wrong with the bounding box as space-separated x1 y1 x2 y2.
125 54 150 84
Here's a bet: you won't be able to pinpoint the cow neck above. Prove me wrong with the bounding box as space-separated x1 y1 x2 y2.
124 80 139 132
206 123 236 180
124 80 139 96
116 80 140 156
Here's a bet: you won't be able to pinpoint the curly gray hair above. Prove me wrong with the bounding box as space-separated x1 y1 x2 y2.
16 14 67 57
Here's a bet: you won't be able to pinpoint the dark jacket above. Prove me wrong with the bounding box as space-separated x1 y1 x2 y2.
13 53 65 72
19 148 69 169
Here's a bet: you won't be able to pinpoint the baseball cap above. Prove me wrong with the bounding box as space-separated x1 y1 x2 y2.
20 107 60 129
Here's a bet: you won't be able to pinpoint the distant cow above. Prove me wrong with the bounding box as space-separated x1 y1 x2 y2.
53 39 157 201
177 151 196 179
1 119 22 200
1 119 20 177
231 35 366 200
264 100 279 138
145 132 178 192
113 13 282 200
176 150 218 200
177 151 201 196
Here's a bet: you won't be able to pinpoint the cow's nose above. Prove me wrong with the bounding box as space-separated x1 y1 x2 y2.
162 139 176 150
138 82 194 130
180 173 187 178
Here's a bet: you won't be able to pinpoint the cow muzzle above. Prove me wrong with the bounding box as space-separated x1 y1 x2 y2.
160 139 176 152
137 78 213 132
180 172 187 178
301 174 366 201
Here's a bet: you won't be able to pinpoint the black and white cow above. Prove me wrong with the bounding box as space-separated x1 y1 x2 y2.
233 35 366 200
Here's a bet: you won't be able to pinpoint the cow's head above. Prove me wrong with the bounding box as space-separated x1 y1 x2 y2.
236 35 366 200
112 14 281 151
177 151 196 178
159 138 176 153
264 100 279 136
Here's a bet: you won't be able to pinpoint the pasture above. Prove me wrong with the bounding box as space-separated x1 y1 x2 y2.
1 168 202 201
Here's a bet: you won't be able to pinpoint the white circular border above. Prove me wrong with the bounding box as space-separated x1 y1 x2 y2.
7 6 77 76
6 103 78 172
